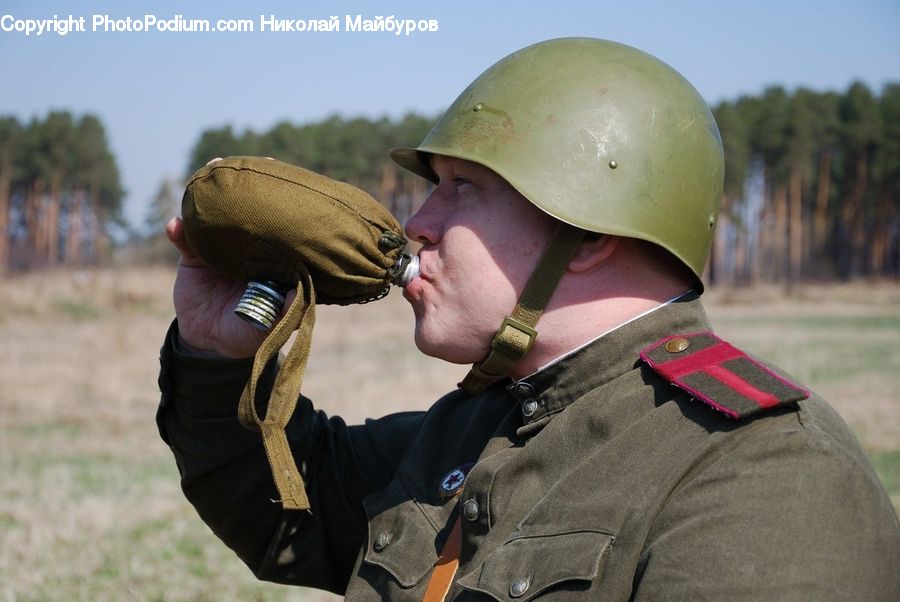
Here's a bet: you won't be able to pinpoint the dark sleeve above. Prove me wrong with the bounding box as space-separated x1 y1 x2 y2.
632 421 900 601
156 320 425 594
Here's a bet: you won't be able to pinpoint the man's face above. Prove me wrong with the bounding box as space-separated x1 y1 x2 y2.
403 156 558 364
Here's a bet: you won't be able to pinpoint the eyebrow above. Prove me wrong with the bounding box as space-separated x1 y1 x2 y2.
429 155 450 170
431 156 473 177
429 157 456 182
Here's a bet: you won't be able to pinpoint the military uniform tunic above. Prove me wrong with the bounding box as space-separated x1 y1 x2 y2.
157 296 900 600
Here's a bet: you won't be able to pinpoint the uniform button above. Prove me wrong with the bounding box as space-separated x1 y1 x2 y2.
665 337 690 353
522 399 539 417
462 498 480 522
511 382 535 398
373 532 392 552
509 577 530 598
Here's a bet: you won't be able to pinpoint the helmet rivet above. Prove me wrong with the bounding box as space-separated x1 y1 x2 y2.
608 160 618 169
708 214 716 228
473 103 484 112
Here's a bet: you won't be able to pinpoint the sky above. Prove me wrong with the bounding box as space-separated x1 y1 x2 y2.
1 0 899 234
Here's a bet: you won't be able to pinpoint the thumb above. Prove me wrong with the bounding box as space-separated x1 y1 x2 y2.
165 217 206 267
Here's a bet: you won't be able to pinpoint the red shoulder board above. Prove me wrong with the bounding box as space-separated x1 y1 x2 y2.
640 331 809 420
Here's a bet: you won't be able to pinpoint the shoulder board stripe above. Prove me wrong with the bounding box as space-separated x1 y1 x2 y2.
704 364 780 410
640 331 809 420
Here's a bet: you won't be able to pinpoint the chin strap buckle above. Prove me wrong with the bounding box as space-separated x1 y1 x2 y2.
490 316 538 363
460 316 538 392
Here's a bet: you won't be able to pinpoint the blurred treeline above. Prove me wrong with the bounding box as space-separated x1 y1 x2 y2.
711 83 900 284
183 113 435 225
3 81 900 283
0 112 123 272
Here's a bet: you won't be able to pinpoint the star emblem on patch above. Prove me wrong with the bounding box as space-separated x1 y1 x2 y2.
439 462 475 498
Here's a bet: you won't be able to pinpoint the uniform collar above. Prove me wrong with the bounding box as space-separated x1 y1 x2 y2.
506 292 711 430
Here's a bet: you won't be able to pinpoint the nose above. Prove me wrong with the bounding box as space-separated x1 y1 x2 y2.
404 190 443 245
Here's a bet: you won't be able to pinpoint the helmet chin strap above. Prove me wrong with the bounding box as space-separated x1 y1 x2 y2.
461 222 586 394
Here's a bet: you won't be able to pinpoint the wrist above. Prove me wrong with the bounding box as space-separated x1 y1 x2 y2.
175 334 228 359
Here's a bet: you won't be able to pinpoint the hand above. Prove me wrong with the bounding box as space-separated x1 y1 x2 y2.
166 216 281 359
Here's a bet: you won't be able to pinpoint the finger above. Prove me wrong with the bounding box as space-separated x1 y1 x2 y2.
165 217 206 266
283 288 298 309
275 288 302 331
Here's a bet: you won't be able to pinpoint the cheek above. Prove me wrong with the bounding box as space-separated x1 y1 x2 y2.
410 207 555 363
429 230 516 324
441 226 514 296
481 226 555 290
434 200 555 303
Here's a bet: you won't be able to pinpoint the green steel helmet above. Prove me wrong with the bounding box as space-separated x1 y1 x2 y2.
390 37 724 282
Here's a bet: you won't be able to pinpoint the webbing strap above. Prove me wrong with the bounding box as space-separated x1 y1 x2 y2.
461 223 585 394
238 265 315 511
422 516 463 602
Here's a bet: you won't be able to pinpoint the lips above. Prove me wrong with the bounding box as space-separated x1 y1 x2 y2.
402 277 423 302
401 257 428 301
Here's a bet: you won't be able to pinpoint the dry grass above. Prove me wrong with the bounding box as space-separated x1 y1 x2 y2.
0 266 457 602
705 283 900 452
1 267 897 600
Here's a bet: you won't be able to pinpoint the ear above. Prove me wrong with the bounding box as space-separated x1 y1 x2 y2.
568 234 620 273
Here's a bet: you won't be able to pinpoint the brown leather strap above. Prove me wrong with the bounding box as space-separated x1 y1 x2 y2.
422 516 463 602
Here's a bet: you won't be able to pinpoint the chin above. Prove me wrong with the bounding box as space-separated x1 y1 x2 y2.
413 326 483 365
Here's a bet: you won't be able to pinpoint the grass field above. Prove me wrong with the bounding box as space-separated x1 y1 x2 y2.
1 267 898 601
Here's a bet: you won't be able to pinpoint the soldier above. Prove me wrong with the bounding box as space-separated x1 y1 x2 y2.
158 38 899 600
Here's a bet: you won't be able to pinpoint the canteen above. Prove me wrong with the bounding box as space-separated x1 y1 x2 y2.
181 156 418 329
